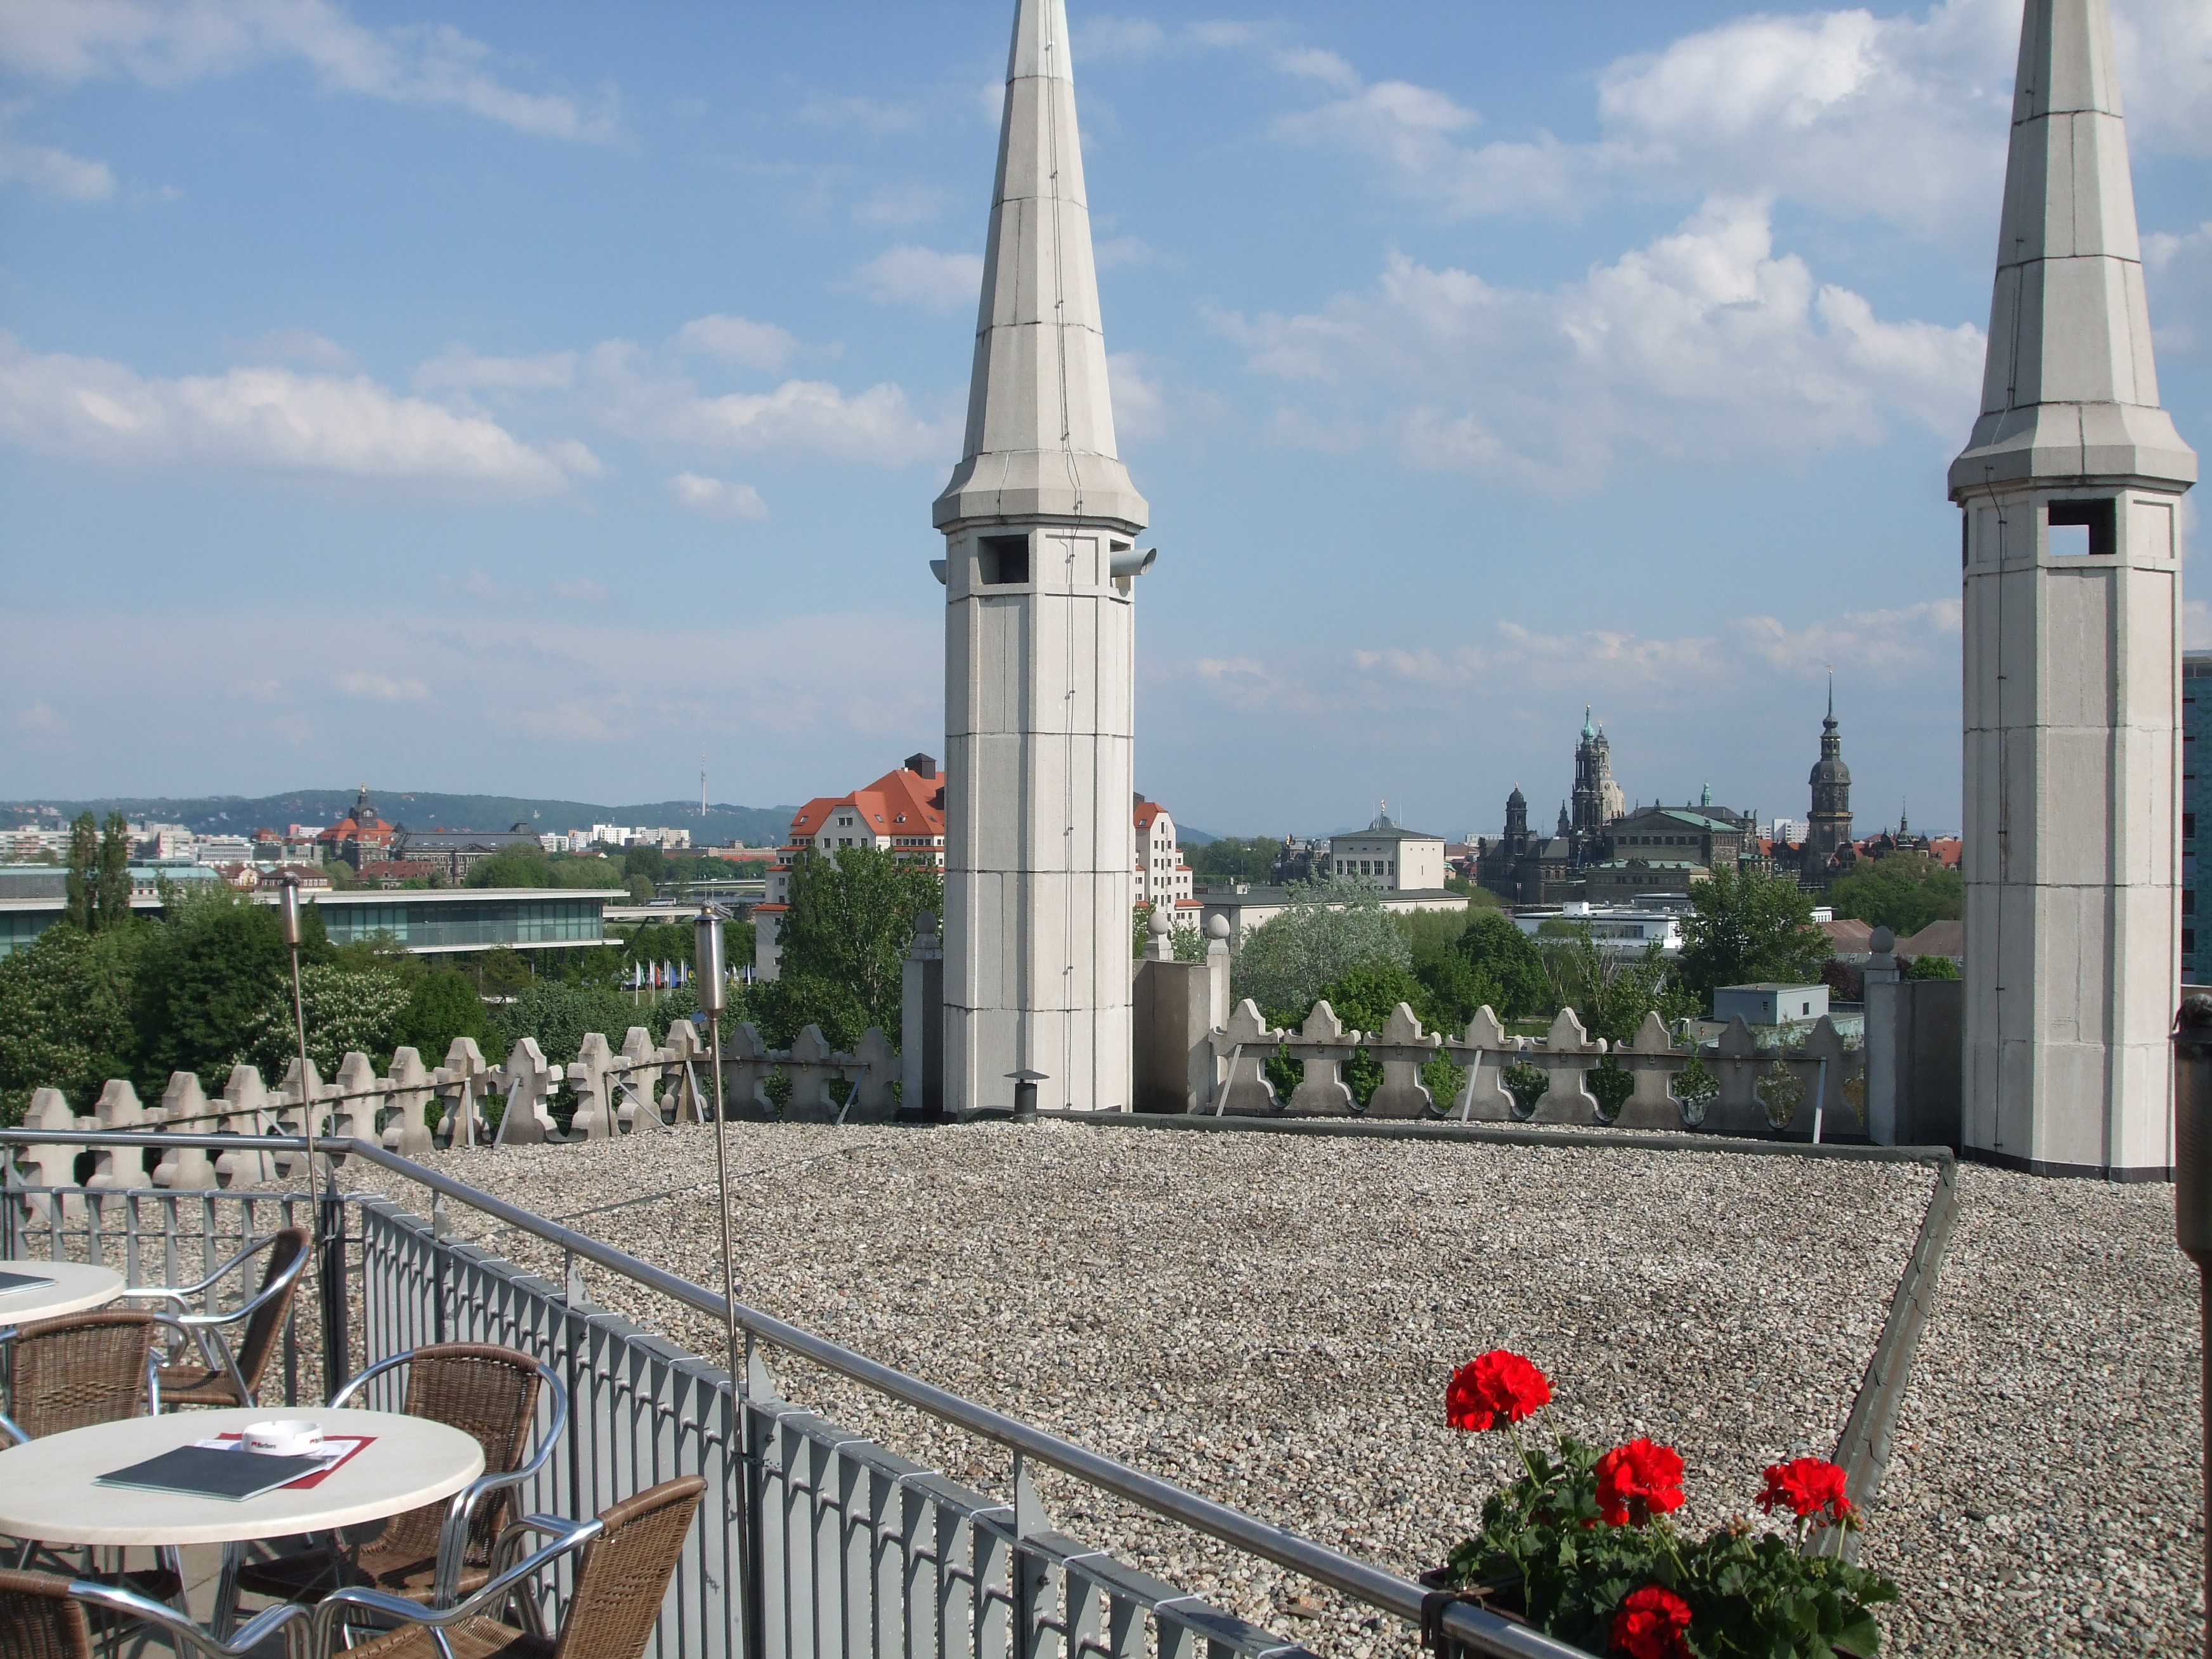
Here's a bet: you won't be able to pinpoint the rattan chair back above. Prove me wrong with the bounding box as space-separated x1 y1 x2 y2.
0 1568 93 1659
227 1226 309 1396
4 1311 156 1442
379 1343 543 1563
552 1476 707 1659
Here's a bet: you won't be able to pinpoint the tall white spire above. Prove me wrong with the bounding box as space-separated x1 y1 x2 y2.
1951 0 2194 1178
1949 0 2195 493
934 0 1147 533
933 0 1150 1115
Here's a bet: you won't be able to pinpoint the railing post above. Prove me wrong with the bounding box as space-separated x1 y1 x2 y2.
2171 993 2212 1659
320 1186 350 1400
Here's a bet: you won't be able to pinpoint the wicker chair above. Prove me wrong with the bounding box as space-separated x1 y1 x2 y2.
0 1312 184 1609
311 1476 708 1659
7 1568 311 1659
121 1226 309 1409
237 1343 566 1610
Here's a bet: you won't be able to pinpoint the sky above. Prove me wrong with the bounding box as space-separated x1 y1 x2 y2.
3 0 2209 840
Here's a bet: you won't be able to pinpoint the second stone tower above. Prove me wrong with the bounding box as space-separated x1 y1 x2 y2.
934 0 1152 1112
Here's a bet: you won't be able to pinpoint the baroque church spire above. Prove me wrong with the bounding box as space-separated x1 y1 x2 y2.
934 0 1147 533
1949 0 2195 493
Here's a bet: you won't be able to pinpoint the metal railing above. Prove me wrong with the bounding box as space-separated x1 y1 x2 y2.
1 1128 1582 1659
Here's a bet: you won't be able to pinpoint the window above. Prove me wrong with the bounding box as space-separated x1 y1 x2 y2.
2047 498 2116 557
979 535 1030 585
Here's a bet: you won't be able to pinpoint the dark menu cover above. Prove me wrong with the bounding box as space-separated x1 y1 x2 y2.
95 1445 330 1501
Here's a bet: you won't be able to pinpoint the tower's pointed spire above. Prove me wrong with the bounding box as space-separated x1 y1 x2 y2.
934 0 1147 531
1950 0 2195 491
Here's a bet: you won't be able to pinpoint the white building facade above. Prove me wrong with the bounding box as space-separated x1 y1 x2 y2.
1133 798 1193 911
1324 813 1447 890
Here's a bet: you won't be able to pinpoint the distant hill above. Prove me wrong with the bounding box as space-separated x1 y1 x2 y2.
0 791 798 850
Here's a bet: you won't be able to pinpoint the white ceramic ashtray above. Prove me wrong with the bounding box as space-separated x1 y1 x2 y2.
242 1419 323 1457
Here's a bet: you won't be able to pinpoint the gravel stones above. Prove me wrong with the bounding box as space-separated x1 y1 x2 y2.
356 1121 1932 1654
1875 1164 2204 1656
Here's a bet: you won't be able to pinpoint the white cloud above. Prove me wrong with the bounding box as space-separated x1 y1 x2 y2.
665 472 769 521
2145 220 2212 356
412 346 577 394
1095 235 1168 268
853 183 947 227
1074 16 1166 62
673 378 947 464
1220 197 1986 491
18 698 65 732
797 94 920 135
334 671 428 702
0 132 114 199
1256 0 2212 240
850 245 984 311
0 330 592 491
671 315 798 373
0 0 618 141
230 327 355 370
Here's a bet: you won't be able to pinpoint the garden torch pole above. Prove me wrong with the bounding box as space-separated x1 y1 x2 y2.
694 906 741 1389
2171 992 2212 1659
279 876 338 1395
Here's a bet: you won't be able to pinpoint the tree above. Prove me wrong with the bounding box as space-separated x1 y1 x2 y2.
1231 880 1411 1023
1452 911 1551 1022
1677 866 1831 1011
624 921 694 970
1188 836 1278 885
1828 852 1963 937
0 921 147 1125
1533 925 1691 1044
96 812 132 932
1904 953 1961 981
242 961 411 1079
625 875 655 903
491 982 651 1069
622 845 667 887
391 971 496 1065
132 883 320 1091
467 850 553 888
64 811 96 931
1445 874 1504 907
776 845 944 1044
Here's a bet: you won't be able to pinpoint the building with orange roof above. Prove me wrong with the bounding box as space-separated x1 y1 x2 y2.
755 754 946 979
316 783 395 870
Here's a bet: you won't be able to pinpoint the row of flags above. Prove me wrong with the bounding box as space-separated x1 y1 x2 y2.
628 961 748 991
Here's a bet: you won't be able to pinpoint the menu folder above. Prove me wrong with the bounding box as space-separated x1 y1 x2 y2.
95 1445 330 1502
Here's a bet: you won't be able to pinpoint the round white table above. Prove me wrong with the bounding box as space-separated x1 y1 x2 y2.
0 1259 124 1324
0 1405 483 1547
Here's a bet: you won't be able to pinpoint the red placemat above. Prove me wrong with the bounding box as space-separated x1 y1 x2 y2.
206 1433 377 1490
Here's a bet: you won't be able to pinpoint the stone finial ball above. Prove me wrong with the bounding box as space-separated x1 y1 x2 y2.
1871 925 1894 953
1147 906 1172 936
1206 914 1231 940
914 910 939 937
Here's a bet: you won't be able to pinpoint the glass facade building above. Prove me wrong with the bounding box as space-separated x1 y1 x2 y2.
2185 652 2212 984
312 894 613 952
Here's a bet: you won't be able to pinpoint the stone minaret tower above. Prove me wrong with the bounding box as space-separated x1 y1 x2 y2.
1804 679 1852 870
1951 0 2195 1176
934 0 1150 1113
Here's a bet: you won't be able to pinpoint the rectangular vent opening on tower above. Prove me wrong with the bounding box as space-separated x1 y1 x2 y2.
2047 499 2116 556
978 536 1030 585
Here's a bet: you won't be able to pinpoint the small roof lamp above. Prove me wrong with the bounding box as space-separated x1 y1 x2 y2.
1006 1069 1048 1122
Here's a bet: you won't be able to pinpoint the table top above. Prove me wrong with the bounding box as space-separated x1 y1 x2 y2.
0 1407 486 1546
0 1259 124 1324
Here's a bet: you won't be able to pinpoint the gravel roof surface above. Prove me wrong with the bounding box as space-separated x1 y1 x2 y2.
358 1121 1934 1656
1875 1164 2202 1656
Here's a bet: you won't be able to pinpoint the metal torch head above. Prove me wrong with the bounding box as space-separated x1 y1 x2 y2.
2174 994 2212 1264
694 909 727 1015
278 876 303 948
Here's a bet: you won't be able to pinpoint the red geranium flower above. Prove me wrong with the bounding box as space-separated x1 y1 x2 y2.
1595 1439 1686 1526
1611 1584 1693 1659
1445 1351 1552 1433
1757 1457 1855 1525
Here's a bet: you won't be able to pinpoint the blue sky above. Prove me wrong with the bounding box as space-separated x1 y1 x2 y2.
3 0 2208 839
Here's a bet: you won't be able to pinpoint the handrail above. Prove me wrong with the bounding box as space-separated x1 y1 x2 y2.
1 1128 1585 1658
